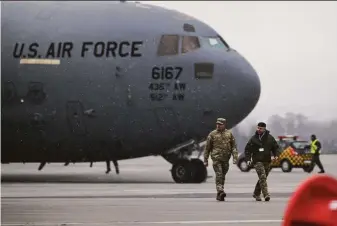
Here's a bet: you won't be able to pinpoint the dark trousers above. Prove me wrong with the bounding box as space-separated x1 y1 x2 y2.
312 154 325 171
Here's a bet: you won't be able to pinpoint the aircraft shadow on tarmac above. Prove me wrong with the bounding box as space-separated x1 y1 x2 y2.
1 174 213 184
1 168 316 184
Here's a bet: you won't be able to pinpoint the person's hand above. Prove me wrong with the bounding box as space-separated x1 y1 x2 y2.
204 161 208 167
247 160 251 166
272 156 279 161
233 158 238 164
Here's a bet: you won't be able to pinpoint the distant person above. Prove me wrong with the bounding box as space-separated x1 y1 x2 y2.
244 122 280 202
309 134 325 173
105 160 111 174
112 159 119 174
204 118 238 201
89 160 119 174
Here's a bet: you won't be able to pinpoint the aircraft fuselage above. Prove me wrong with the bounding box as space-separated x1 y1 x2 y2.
1 2 261 170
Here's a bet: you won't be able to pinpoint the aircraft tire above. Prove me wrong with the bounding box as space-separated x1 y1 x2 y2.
303 165 314 173
238 158 251 172
171 160 193 183
190 159 207 183
281 159 293 173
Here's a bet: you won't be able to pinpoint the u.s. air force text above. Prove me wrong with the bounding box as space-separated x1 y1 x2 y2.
13 41 143 59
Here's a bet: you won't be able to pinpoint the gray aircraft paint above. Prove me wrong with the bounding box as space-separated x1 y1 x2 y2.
1 1 260 182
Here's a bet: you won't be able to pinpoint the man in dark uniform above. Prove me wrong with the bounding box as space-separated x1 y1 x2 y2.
244 122 280 202
309 134 325 173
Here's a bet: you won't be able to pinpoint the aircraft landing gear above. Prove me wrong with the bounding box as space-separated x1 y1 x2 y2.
163 139 208 184
171 159 207 183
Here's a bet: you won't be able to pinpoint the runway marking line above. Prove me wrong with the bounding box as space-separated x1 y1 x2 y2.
2 219 283 225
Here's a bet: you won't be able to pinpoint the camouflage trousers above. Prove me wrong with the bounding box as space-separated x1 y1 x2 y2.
254 162 271 197
212 160 230 192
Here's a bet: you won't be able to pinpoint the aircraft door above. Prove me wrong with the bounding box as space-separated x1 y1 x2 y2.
8 64 61 161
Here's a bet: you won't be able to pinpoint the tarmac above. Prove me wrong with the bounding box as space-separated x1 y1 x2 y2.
1 155 337 226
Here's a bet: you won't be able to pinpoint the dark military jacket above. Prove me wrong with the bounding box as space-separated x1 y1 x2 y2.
244 130 280 163
204 129 238 163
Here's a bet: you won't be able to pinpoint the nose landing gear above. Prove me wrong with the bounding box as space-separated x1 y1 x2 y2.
163 139 208 184
171 159 207 183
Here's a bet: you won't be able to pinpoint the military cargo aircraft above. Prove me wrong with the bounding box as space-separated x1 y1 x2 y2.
1 1 261 183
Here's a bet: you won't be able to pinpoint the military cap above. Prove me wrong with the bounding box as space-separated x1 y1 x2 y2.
216 118 226 125
257 122 266 128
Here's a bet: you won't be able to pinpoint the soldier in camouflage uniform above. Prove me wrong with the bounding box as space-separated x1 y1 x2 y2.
204 118 239 201
244 122 280 202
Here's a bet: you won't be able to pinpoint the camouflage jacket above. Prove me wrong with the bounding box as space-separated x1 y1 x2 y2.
204 129 238 163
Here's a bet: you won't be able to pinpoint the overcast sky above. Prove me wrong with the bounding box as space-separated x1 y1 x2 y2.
142 1 337 125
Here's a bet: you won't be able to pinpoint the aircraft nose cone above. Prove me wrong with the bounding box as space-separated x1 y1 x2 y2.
220 51 261 128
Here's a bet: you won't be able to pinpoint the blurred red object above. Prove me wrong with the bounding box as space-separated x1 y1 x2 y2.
283 174 337 226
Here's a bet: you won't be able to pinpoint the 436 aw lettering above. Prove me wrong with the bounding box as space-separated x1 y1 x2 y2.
148 83 170 91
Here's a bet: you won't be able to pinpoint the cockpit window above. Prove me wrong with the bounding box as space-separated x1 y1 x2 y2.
157 35 179 56
182 36 200 54
199 36 229 50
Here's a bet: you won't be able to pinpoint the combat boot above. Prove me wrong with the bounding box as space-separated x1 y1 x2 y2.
253 194 262 201
216 192 221 201
217 191 226 201
264 195 270 202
